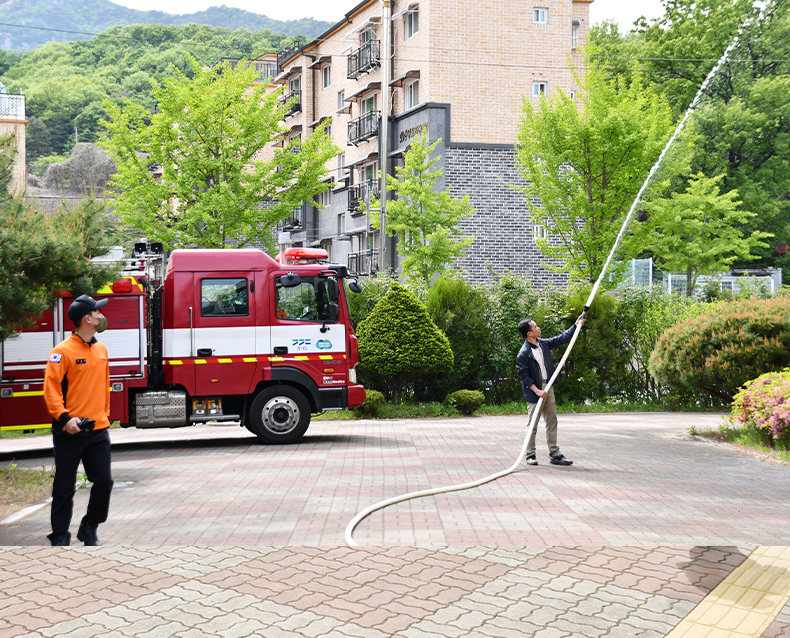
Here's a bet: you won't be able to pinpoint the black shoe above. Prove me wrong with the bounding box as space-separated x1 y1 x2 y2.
48 532 71 546
525 455 538 466
550 454 573 466
77 521 102 546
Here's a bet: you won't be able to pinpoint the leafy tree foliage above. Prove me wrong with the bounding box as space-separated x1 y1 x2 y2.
515 67 675 283
357 282 453 403
649 297 790 402
101 56 338 251
369 134 475 284
634 173 771 296
1 23 297 167
0 133 116 343
591 0 790 277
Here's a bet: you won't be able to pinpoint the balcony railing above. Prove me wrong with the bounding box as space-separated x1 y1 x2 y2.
0 94 25 120
348 249 379 275
347 40 380 79
348 110 379 146
213 59 276 83
280 90 302 117
277 41 303 74
348 179 380 216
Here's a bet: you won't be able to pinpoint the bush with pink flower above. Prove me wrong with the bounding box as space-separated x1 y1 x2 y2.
732 369 790 442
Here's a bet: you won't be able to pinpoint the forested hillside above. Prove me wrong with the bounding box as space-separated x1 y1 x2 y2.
0 0 330 51
0 23 298 168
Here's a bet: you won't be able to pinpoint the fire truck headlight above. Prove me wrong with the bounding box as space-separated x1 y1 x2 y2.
348 367 357 384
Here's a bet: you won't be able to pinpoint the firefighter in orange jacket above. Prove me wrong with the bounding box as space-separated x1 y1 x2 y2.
43 295 113 546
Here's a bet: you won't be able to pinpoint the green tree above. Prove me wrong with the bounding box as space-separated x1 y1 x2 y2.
101 56 338 251
369 134 475 283
0 133 117 342
515 67 675 283
636 173 771 297
357 282 453 403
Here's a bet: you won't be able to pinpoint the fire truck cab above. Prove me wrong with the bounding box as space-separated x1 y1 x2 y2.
0 247 366 444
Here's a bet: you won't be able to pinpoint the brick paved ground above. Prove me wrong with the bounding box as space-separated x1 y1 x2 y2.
1 413 789 637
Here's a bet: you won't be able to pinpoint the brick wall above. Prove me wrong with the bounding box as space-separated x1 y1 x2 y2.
446 144 568 286
0 119 26 194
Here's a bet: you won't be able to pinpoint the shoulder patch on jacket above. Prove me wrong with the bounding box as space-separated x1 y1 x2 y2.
49 353 62 363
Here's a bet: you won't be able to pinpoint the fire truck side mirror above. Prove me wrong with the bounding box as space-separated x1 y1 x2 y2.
327 303 340 319
348 280 363 294
325 278 340 301
280 273 301 288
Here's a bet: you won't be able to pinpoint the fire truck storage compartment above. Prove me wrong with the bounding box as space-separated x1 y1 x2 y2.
134 390 188 427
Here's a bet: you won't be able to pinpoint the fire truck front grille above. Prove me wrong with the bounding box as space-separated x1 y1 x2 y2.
134 390 188 427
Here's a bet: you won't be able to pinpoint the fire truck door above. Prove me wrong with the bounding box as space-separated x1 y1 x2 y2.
270 274 348 388
194 274 257 396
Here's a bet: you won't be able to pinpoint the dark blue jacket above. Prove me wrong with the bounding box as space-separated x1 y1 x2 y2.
516 325 577 403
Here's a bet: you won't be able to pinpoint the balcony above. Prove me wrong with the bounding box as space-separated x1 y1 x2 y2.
348 249 379 275
0 94 25 120
347 40 380 80
280 90 302 117
277 41 303 74
348 110 379 146
212 58 276 83
348 179 380 216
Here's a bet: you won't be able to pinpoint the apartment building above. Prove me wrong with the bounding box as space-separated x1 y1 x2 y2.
267 0 593 283
0 83 26 194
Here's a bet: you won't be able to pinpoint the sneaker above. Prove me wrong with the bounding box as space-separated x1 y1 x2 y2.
525 455 538 466
549 454 573 466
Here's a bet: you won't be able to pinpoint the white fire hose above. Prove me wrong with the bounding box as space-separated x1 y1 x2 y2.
345 16 752 546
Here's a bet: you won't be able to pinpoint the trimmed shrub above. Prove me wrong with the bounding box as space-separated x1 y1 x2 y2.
446 389 485 415
347 276 393 328
357 282 453 402
732 369 790 442
649 297 790 401
356 389 385 418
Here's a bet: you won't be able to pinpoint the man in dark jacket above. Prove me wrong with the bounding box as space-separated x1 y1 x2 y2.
516 316 585 466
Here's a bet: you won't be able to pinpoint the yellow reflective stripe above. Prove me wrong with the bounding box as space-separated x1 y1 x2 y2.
243 358 257 362
169 360 183 365
0 424 51 431
294 356 309 360
217 358 233 363
319 355 334 360
96 283 113 294
194 359 207 364
270 356 285 362
7 390 44 397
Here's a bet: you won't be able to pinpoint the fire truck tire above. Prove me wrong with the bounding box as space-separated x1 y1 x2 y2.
247 386 311 444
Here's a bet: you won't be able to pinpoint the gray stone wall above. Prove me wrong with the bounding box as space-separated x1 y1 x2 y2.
445 144 568 288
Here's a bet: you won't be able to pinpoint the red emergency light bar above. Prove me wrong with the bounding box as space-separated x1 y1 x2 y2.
112 278 133 293
277 247 329 264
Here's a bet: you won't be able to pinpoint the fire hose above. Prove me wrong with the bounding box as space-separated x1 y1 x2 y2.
345 15 753 546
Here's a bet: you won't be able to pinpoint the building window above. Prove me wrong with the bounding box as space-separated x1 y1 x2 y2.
405 8 419 39
405 80 419 110
338 90 345 110
338 153 346 177
337 213 345 236
534 8 548 24
569 91 576 100
318 188 331 206
571 26 579 50
361 28 376 43
362 94 377 113
322 65 331 89
532 225 548 244
533 82 547 97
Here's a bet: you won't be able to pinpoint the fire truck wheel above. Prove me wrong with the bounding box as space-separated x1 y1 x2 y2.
248 386 311 444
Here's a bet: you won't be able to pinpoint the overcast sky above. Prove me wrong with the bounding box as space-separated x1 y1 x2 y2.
113 0 666 31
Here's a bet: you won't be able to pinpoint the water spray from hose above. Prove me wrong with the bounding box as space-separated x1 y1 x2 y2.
345 8 758 546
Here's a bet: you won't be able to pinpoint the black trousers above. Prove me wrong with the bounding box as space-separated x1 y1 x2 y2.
51 427 113 535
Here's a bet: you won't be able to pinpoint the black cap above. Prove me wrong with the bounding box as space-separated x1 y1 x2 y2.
68 295 108 323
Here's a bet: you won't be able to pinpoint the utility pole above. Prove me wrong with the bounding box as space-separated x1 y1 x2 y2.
379 0 391 275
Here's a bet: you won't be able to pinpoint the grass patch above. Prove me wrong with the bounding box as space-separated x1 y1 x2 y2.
0 465 55 521
0 427 51 439
696 419 790 465
314 399 724 421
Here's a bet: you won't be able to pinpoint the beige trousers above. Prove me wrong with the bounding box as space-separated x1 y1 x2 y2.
526 385 560 457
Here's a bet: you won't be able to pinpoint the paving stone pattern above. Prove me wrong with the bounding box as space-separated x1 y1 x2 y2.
0 546 763 638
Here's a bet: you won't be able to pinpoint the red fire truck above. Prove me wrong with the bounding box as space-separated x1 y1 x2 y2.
0 245 366 443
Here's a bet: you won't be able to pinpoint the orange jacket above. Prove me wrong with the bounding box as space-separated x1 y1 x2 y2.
44 333 111 431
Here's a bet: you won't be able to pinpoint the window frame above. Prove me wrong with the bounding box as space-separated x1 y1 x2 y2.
533 81 547 97
405 8 419 39
533 7 548 24
405 79 420 110
200 278 250 317
322 64 331 89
